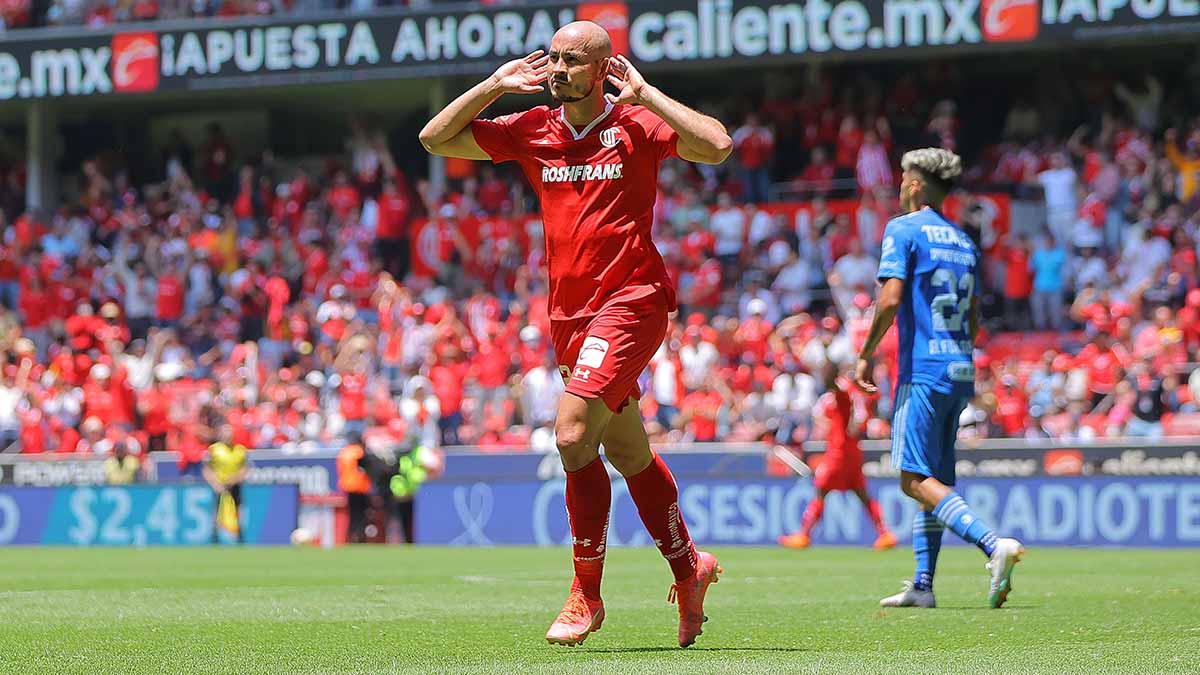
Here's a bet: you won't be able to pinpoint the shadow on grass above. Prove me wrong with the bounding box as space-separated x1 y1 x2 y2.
575 646 809 654
886 605 1039 611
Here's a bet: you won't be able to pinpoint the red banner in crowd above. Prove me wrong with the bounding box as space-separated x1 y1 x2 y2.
408 194 1010 278
410 214 536 279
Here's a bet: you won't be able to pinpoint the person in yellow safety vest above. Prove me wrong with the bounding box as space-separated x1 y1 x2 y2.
203 423 248 545
103 441 141 484
337 434 372 544
389 445 427 544
389 443 445 544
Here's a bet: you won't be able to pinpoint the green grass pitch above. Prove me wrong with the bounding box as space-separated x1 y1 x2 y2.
1 545 1197 674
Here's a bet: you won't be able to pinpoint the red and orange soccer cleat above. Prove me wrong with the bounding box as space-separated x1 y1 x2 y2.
777 532 811 549
668 550 722 648
873 530 898 550
545 590 605 647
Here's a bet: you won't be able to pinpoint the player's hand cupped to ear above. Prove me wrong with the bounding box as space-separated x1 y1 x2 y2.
490 50 551 94
605 55 647 106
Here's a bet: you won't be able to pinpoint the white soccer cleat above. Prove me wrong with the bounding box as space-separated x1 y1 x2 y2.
986 537 1025 609
879 580 936 608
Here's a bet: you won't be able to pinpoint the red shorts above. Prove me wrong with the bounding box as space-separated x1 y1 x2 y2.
813 451 867 492
550 290 669 413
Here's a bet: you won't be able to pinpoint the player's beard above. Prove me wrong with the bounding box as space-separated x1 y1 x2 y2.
551 77 596 104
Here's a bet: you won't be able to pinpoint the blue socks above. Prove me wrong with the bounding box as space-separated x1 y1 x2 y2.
932 491 998 557
912 511 943 591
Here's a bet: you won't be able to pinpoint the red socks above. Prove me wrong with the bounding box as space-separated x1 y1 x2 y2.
867 500 888 535
801 498 824 537
625 453 697 582
803 498 888 537
565 457 611 602
567 454 700 590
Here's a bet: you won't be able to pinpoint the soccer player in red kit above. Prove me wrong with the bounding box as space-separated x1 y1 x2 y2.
420 22 732 648
779 361 897 550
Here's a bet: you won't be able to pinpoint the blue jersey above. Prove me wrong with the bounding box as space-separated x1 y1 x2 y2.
877 208 979 394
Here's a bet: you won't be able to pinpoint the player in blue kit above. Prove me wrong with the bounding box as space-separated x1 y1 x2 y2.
854 148 1024 609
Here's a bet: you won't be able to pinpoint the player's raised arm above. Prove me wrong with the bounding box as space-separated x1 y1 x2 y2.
604 55 732 165
418 50 550 160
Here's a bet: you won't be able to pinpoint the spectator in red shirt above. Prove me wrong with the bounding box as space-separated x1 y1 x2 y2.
680 380 726 442
1004 235 1034 330
374 178 412 281
83 363 133 428
796 146 835 198
993 374 1030 437
156 264 185 329
18 400 46 454
732 113 775 203
835 115 864 171
339 365 370 438
1075 329 1132 408
138 381 170 454
327 170 361 223
428 342 469 446
470 325 514 417
19 276 51 359
477 166 509 215
233 165 259 236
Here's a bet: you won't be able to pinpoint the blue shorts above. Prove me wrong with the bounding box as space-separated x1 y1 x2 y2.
891 383 970 486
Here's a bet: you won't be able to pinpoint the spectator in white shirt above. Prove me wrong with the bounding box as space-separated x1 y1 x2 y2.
739 279 782 325
519 352 564 431
829 238 878 318
679 326 719 390
771 366 818 444
1072 247 1108 292
745 203 775 250
711 192 746 274
399 376 442 450
1038 152 1078 243
650 344 681 429
855 189 883 257
772 250 812 315
1114 75 1163 133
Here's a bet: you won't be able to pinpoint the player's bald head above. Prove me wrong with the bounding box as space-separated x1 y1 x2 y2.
551 21 612 60
547 21 612 104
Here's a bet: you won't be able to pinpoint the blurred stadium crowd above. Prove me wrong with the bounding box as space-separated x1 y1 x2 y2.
2 58 1200 459
1 0 444 30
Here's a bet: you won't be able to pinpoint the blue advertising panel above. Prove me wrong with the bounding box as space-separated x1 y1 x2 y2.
416 476 1200 548
0 484 298 546
155 454 338 497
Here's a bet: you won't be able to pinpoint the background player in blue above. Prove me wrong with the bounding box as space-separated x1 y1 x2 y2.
854 148 1024 609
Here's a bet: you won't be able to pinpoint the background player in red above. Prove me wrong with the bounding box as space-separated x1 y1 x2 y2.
779 360 897 550
420 22 732 648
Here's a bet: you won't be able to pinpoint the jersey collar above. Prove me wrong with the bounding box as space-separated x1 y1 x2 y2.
559 101 615 141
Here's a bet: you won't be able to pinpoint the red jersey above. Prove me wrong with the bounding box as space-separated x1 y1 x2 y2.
429 361 469 415
376 191 410 239
340 372 368 421
816 389 860 462
471 104 679 320
681 390 722 441
157 274 184 320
